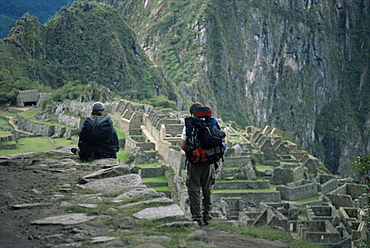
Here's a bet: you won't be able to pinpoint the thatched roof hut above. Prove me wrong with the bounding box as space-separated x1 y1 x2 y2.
37 93 52 105
17 90 39 107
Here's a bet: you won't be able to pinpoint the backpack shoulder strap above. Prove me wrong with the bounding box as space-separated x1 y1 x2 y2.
185 116 196 147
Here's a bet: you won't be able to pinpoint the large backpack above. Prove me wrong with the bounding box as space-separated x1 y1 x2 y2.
80 116 114 145
78 116 119 160
185 106 226 165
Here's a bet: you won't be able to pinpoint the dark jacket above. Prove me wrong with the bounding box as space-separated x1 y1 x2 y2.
78 116 119 161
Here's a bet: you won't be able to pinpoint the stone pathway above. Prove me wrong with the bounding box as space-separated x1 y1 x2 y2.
0 146 288 248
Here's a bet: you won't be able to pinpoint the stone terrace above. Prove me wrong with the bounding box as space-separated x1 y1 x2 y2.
112 100 369 247
11 100 370 247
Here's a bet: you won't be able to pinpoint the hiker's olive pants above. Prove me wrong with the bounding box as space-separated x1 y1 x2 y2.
186 162 215 221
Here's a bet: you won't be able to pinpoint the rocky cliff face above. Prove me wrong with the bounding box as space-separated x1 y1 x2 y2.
100 0 369 177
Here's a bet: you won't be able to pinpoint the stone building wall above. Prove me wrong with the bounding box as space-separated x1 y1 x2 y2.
276 180 318 201
272 164 305 185
16 116 55 136
16 116 77 138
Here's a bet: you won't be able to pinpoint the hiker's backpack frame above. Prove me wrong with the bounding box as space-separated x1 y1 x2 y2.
184 106 225 165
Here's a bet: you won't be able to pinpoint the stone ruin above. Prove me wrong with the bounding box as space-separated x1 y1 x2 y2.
9 99 370 247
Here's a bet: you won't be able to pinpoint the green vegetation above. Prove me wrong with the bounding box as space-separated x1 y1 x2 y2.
115 127 126 140
291 194 321 205
0 137 76 156
51 81 110 102
53 138 76 148
142 176 168 184
135 163 162 168
114 149 127 164
255 164 274 173
0 141 15 145
0 2 175 106
63 191 196 248
0 110 17 117
0 108 78 156
313 4 370 174
222 166 240 170
17 108 73 127
212 221 325 248
214 188 276 193
352 155 370 206
17 108 40 119
142 95 177 110
0 116 13 130
0 0 368 179
150 186 170 192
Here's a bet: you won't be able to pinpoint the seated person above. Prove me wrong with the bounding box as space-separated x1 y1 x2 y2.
72 102 119 161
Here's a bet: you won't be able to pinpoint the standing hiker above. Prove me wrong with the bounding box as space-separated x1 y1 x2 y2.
72 102 119 161
181 102 225 226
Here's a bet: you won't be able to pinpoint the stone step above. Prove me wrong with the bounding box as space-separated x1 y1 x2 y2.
134 164 166 178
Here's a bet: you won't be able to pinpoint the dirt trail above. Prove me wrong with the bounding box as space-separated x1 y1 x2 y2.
4 115 34 135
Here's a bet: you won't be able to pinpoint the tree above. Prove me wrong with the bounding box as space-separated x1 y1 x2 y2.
352 155 370 205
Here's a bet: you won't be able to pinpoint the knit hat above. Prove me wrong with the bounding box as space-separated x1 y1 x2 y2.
92 102 105 111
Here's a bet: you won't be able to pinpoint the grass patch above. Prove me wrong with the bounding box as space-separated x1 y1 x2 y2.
0 137 77 156
135 163 162 168
222 166 240 170
0 140 16 145
18 108 74 127
116 149 128 163
0 137 54 155
217 179 251 182
114 125 126 139
66 199 120 215
270 184 277 190
290 194 321 205
114 221 194 247
17 108 40 120
142 176 168 184
255 164 275 172
150 186 170 192
0 131 12 137
53 138 77 147
214 188 276 193
0 110 17 117
0 116 13 130
211 220 325 248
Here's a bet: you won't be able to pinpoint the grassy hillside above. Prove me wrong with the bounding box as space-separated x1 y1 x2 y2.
0 0 369 176
0 2 174 104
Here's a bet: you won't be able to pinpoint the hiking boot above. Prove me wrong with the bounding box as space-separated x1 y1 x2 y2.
203 216 212 225
193 219 203 226
71 148 78 155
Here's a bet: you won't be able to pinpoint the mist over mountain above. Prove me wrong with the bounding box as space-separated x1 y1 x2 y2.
0 0 369 177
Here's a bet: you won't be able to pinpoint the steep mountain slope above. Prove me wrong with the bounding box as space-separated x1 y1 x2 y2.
0 2 173 101
92 0 369 177
0 0 369 176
